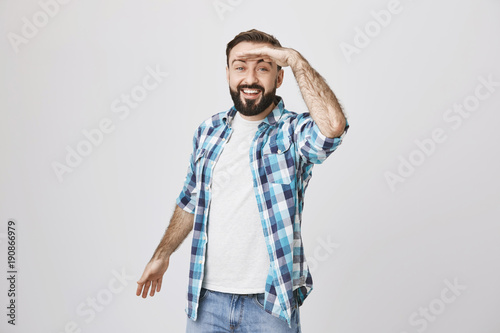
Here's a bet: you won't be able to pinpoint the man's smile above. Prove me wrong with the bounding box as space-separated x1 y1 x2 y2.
240 88 262 100
238 85 264 102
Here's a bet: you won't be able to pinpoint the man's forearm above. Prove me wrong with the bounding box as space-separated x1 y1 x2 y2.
151 205 194 261
289 51 346 138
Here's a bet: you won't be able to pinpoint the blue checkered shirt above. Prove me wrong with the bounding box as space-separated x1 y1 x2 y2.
176 96 349 327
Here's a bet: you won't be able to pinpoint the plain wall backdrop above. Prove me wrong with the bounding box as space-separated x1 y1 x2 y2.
1 0 499 332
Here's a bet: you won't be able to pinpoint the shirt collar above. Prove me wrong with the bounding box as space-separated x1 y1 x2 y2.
224 96 285 128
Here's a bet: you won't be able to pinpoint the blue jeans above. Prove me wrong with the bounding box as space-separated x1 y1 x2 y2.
186 288 302 332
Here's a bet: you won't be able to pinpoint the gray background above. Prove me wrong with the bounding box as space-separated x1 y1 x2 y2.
1 0 499 332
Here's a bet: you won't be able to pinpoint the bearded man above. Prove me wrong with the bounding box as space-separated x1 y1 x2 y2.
137 29 349 333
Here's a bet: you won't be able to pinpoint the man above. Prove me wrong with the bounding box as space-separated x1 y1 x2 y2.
136 29 349 332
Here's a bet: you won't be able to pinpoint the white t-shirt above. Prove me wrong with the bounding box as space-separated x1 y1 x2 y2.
202 112 270 294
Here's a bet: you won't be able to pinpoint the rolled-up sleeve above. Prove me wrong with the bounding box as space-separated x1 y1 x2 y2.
292 113 349 164
175 129 199 214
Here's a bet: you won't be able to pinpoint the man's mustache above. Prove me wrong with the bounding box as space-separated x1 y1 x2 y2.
238 84 265 92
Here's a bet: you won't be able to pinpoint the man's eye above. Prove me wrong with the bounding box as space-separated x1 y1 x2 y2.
235 67 244 71
258 68 269 72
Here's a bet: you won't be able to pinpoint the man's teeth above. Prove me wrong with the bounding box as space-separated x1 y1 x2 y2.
243 89 260 94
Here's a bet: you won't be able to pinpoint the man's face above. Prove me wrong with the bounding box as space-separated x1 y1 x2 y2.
227 42 284 117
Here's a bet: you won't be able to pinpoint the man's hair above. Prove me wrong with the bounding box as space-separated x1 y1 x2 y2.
226 29 282 71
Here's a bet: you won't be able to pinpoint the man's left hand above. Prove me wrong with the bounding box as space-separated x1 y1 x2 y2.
234 46 300 68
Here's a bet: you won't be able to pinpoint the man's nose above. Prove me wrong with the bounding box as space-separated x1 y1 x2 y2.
243 70 259 85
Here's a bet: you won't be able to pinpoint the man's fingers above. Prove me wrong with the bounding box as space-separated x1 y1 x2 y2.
236 47 271 55
157 277 163 292
142 281 151 298
237 52 270 60
236 49 272 58
236 51 264 57
150 280 157 297
136 282 144 296
136 271 149 296
235 50 278 66
237 54 275 64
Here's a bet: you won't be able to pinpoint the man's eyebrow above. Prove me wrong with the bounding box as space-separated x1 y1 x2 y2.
258 59 273 66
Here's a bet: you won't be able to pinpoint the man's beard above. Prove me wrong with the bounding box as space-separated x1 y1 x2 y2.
229 83 277 117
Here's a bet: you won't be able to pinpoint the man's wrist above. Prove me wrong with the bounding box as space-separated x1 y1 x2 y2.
288 50 308 74
152 248 172 262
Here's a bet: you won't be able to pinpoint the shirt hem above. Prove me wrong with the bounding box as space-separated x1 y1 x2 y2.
202 282 266 294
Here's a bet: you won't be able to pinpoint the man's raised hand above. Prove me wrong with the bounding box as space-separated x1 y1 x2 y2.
234 45 300 68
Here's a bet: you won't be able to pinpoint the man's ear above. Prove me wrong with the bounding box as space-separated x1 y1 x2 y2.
226 66 229 83
276 69 284 89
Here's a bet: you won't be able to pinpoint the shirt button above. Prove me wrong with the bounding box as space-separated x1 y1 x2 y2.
277 149 282 154
198 260 202 264
205 185 210 190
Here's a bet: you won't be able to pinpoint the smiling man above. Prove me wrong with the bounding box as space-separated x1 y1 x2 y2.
136 29 349 332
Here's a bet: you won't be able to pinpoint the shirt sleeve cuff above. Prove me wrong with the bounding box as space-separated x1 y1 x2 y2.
176 193 196 214
312 118 349 151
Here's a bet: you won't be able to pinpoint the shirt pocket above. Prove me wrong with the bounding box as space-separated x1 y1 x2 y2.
262 139 294 184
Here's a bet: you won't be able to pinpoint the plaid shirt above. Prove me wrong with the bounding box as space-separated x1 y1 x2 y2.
176 96 349 327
